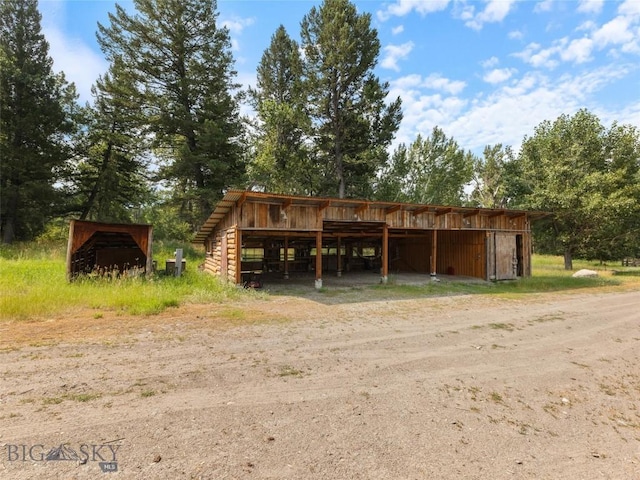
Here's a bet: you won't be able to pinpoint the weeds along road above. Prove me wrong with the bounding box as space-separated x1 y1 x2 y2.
1 289 639 479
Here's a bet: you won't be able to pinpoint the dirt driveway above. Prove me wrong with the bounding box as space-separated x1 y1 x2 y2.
1 288 639 479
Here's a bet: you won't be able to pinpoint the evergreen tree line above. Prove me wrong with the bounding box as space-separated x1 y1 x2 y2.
1 0 639 268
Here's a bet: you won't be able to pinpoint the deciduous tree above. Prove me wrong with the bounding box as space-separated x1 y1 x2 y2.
376 127 474 205
516 109 640 269
470 144 514 209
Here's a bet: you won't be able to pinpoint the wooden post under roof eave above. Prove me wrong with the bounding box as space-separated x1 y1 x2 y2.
430 229 438 277
381 223 389 283
283 236 289 279
235 227 242 285
66 219 76 281
336 236 342 277
146 226 154 275
315 230 322 289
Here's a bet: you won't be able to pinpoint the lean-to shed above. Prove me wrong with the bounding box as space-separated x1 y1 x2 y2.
66 220 153 280
195 190 538 288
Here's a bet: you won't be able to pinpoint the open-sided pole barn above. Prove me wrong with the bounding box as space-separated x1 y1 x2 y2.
66 220 153 280
195 191 536 288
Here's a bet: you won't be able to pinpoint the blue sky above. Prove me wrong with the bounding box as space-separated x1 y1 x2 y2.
39 0 640 155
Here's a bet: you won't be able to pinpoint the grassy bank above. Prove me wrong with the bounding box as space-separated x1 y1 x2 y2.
0 240 247 320
1 240 638 321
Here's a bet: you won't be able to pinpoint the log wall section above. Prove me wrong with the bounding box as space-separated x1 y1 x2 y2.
204 226 238 281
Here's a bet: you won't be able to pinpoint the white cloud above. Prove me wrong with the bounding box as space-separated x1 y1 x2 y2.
414 96 468 132
43 27 108 104
534 0 554 14
381 42 415 71
392 74 423 90
601 98 640 130
560 37 594 63
620 34 640 54
465 0 517 30
513 42 560 68
377 0 450 21
222 16 255 34
508 30 524 40
222 16 255 53
390 62 633 155
619 0 640 17
500 72 541 97
388 75 467 146
456 3 475 22
513 7 639 70
556 64 630 99
422 73 466 95
236 70 258 117
576 20 597 32
38 1 108 104
592 16 634 47
577 0 604 14
392 25 405 35
481 56 500 69
483 68 516 84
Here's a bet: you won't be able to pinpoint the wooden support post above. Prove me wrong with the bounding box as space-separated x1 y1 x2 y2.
146 226 154 276
336 236 342 277
283 236 289 280
381 224 389 284
235 228 242 285
315 230 322 289
430 229 438 279
66 219 76 281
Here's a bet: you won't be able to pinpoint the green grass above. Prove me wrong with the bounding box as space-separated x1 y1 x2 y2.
41 393 101 405
611 269 640 277
1 240 637 322
370 254 634 298
0 240 247 321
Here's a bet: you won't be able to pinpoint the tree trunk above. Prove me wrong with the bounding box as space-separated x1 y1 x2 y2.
80 132 115 220
336 150 345 199
563 248 573 270
2 186 18 244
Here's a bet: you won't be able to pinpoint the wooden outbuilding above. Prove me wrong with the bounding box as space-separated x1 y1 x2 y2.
195 190 537 288
66 220 153 280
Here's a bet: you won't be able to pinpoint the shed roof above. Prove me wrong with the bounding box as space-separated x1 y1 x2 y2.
195 190 542 243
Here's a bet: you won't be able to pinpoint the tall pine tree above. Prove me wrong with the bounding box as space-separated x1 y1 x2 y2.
300 0 402 198
97 0 245 228
248 26 314 194
0 0 77 243
72 57 151 222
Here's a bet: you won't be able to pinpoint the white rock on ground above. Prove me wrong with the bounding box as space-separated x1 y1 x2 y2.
572 269 599 278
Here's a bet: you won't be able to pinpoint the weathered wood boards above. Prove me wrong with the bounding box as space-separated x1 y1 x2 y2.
197 191 536 285
67 220 153 280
